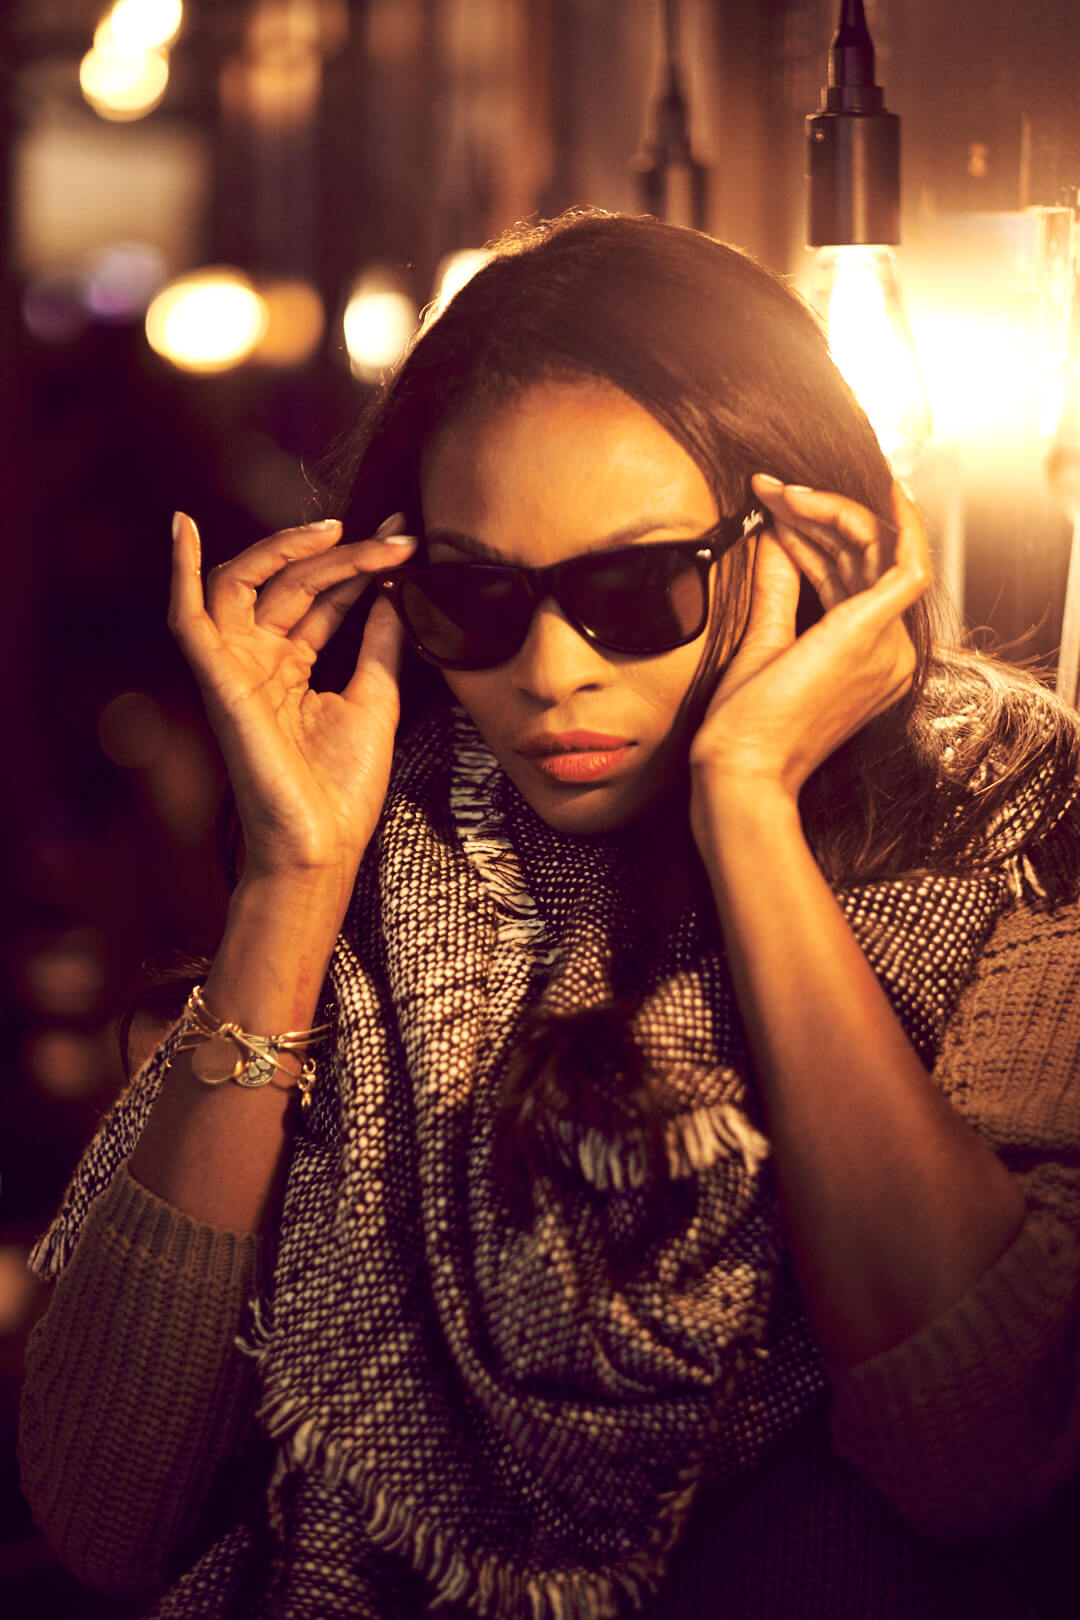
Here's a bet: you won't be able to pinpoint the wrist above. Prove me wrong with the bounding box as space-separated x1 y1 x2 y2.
232 859 361 924
690 768 804 872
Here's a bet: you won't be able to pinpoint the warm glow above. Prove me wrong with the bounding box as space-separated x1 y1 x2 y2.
145 268 268 373
343 280 417 381
80 42 170 121
97 0 183 53
253 278 326 367
811 246 930 476
894 208 1074 447
429 249 492 321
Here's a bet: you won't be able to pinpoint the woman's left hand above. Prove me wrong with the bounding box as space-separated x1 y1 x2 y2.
689 475 932 814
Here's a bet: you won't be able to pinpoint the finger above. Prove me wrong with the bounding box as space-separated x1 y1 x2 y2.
167 511 221 668
890 479 933 582
772 520 846 611
751 476 893 589
256 534 417 637
342 592 405 708
204 518 345 634
289 571 372 653
733 531 801 670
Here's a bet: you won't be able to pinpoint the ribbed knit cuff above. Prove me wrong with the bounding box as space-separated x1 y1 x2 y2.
107 1162 262 1286
18 1163 261 1597
828 1212 1080 1538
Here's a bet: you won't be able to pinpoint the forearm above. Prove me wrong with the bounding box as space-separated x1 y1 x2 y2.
129 865 354 1232
694 779 1025 1366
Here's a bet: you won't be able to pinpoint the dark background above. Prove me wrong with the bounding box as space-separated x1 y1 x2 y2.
4 1 1080 1611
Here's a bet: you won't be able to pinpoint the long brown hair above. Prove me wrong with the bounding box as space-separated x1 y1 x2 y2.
334 207 1077 888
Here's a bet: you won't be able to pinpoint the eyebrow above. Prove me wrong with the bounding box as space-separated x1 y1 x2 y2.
423 519 713 563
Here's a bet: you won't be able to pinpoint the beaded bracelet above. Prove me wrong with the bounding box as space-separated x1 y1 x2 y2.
175 984 332 1112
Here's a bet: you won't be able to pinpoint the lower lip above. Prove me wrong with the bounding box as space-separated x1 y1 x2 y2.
525 746 635 784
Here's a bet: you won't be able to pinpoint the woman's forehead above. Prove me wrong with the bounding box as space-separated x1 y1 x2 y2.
419 377 718 564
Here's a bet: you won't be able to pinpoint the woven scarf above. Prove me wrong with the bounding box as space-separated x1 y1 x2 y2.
31 694 1078 1620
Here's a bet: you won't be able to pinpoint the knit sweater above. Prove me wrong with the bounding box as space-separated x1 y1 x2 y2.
18 889 1080 1617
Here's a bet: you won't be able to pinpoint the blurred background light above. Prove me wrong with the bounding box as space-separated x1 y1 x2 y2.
84 241 168 321
80 41 171 123
0 1247 36 1338
810 244 931 477
21 270 89 343
252 277 327 367
145 267 269 373
23 1031 106 1101
97 691 169 769
343 274 417 381
905 208 1075 445
99 0 184 55
429 249 492 322
18 930 108 1019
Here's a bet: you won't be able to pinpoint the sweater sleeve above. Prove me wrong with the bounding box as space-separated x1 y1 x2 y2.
18 1163 261 1598
828 894 1080 1540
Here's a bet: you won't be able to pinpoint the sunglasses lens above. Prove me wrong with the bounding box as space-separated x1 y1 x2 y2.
394 544 711 668
562 547 707 651
397 566 529 667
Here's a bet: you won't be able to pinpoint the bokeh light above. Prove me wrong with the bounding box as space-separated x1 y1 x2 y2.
24 1031 105 1100
21 271 88 342
99 0 184 54
84 241 168 322
145 267 269 373
19 930 108 1019
97 691 169 769
253 278 327 367
343 275 417 381
429 249 492 321
80 41 170 122
0 1247 35 1338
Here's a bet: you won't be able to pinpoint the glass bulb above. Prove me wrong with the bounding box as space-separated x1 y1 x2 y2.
810 245 931 477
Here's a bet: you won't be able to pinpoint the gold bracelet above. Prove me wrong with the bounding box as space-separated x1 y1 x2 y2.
176 985 332 1112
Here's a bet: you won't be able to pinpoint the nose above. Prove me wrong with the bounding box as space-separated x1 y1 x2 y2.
508 597 613 703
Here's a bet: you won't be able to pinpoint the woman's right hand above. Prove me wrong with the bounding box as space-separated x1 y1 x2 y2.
168 510 417 886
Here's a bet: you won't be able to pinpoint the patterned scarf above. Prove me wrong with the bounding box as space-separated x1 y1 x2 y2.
31 697 1076 1619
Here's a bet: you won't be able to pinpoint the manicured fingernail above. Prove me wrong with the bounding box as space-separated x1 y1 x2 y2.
784 484 812 493
310 518 341 531
172 511 184 540
375 510 407 538
752 473 783 491
381 533 416 547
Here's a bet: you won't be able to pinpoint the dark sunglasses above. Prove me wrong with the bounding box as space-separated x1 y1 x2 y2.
377 502 766 671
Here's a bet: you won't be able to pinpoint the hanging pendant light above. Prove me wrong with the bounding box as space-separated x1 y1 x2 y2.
807 0 930 476
634 0 708 231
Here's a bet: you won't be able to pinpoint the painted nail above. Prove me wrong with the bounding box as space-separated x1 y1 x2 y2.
380 533 416 547
172 511 184 540
309 518 341 530
375 511 407 538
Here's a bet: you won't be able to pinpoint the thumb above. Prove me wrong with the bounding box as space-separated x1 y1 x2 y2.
731 530 801 673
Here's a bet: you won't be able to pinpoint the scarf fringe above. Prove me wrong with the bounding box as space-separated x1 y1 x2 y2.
450 712 554 956
552 1098 770 1191
257 1392 660 1619
1001 784 1080 907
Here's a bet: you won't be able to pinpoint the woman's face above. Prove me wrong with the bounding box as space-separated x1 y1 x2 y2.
420 378 738 834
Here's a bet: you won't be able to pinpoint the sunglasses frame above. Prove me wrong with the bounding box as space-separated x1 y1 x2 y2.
377 502 766 672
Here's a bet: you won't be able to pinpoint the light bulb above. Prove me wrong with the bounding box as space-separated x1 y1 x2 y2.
810 244 931 477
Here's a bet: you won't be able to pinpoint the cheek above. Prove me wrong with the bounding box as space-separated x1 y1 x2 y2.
440 671 509 736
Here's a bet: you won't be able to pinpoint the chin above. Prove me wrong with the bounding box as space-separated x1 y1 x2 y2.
504 761 677 836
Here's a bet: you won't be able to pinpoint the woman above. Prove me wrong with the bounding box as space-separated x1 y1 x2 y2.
19 211 1080 1618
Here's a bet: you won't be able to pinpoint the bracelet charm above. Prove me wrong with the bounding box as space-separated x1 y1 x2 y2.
176 986 331 1111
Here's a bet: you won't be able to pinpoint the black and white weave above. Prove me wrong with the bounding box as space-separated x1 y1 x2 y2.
30 700 1074 1619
